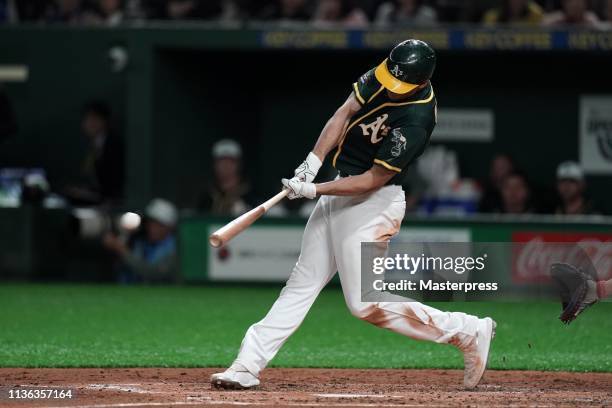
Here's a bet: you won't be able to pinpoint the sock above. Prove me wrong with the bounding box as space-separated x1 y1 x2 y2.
596 281 606 299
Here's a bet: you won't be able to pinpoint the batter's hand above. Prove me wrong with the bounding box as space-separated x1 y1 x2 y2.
282 177 316 200
294 152 322 183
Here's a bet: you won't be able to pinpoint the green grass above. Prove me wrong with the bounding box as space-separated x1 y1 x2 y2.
0 284 610 371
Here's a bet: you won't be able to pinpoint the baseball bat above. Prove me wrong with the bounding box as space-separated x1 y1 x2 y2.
208 189 289 248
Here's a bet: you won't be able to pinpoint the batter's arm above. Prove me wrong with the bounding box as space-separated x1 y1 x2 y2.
311 93 362 162
315 164 396 196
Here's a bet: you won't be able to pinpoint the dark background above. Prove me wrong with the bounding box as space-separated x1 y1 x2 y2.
2 28 611 212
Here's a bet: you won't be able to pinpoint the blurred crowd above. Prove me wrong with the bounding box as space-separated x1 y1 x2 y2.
1 0 611 28
200 138 605 218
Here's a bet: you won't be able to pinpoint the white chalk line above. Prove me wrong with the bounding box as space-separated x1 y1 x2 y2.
312 393 401 398
42 403 202 408
86 384 165 394
39 402 466 408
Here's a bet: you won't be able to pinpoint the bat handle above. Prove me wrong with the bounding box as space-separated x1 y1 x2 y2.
262 189 290 210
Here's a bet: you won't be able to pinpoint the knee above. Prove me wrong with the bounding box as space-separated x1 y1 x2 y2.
346 300 378 320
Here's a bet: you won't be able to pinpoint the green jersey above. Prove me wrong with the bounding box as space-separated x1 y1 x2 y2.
332 68 437 185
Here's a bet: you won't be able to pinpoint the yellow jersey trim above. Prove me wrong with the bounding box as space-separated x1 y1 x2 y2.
353 82 365 105
332 88 435 168
367 85 385 104
374 159 402 173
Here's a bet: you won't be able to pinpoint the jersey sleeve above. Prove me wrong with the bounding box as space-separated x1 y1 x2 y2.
374 126 429 173
352 69 383 106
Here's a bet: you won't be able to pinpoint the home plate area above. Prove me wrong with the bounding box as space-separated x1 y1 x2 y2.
1 368 611 407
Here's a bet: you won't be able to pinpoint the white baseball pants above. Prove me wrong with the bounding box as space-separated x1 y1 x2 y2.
234 185 480 376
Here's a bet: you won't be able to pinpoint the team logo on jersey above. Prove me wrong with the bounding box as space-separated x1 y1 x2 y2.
359 114 388 144
390 65 403 77
390 129 407 157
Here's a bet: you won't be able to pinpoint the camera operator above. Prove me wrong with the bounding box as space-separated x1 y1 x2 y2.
103 198 178 284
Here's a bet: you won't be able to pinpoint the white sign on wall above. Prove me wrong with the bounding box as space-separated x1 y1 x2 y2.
208 225 302 282
580 96 612 175
432 109 494 142
395 228 471 243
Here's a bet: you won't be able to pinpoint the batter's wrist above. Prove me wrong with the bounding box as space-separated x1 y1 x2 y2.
306 152 323 174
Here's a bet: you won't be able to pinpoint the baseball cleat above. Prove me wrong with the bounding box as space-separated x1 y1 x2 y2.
210 364 260 390
462 317 496 389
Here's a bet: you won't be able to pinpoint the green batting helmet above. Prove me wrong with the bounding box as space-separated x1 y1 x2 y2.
375 39 436 94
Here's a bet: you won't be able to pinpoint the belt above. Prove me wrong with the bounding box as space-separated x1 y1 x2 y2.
337 170 401 186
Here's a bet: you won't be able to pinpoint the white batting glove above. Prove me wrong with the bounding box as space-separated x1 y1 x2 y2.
282 177 317 200
294 152 322 183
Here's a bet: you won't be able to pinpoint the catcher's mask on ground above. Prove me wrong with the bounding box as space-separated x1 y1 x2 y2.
375 39 436 94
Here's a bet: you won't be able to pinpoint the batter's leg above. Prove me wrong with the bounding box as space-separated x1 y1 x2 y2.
232 196 338 377
330 188 494 388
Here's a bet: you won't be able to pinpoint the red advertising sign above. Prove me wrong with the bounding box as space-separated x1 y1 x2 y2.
512 232 612 283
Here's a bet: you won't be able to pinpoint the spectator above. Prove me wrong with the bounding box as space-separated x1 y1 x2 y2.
479 153 515 213
0 0 17 23
498 171 533 214
374 0 437 26
600 0 612 26
198 139 255 216
144 0 237 21
259 0 311 22
103 198 179 283
63 101 125 205
482 0 544 25
45 0 85 23
86 0 125 25
542 0 601 27
165 0 201 19
555 161 598 215
312 0 369 28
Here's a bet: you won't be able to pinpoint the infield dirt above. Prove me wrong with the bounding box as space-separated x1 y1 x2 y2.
1 368 610 407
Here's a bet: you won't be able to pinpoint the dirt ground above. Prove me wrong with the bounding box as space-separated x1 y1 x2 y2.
0 368 610 407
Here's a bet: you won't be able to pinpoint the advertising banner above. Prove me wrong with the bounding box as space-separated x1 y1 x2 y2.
579 96 612 174
208 225 302 282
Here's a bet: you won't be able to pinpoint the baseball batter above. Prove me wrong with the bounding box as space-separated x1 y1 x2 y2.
212 39 496 390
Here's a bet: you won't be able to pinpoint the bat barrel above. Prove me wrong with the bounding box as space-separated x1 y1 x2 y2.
207 189 289 248
209 234 223 248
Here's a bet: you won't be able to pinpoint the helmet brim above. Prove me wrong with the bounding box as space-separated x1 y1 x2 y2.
375 59 420 94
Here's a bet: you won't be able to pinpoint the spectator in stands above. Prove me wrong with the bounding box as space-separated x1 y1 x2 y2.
479 153 515 213
198 139 255 216
45 0 85 23
482 0 544 25
103 198 179 283
374 0 437 26
497 171 533 214
555 161 598 215
600 0 612 26
258 0 311 22
0 0 16 22
312 0 369 28
144 0 237 21
63 101 125 205
542 0 601 27
86 0 125 25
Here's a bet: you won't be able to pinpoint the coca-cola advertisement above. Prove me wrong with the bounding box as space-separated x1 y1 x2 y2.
512 232 612 283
